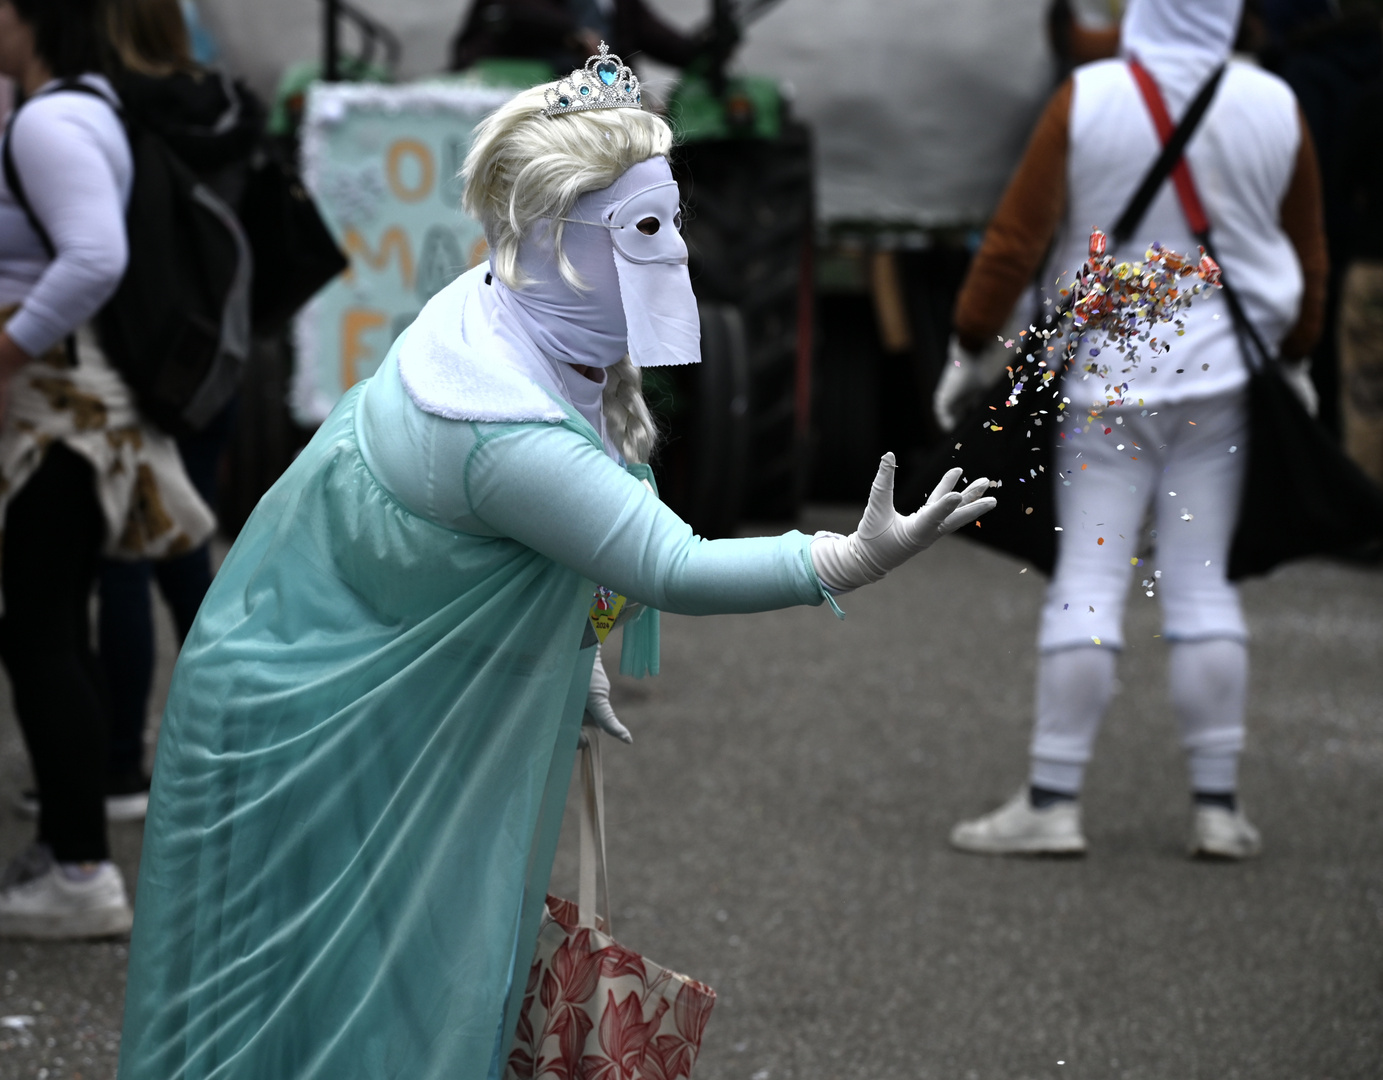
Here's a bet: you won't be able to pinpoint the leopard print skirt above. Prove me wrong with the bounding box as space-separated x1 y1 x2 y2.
0 313 216 606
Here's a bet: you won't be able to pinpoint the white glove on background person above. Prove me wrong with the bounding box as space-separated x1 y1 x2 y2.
810 454 997 593
1279 358 1319 418
934 335 1009 432
583 644 631 744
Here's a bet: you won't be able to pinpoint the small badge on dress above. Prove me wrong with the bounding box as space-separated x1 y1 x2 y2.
588 585 627 644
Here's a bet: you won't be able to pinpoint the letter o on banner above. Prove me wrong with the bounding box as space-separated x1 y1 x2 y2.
386 139 435 203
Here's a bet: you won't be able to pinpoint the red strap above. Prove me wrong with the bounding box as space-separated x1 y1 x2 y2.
1127 59 1211 236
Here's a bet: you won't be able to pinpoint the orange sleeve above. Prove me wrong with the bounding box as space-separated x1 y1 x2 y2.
1277 108 1329 360
1068 24 1120 65
952 79 1072 353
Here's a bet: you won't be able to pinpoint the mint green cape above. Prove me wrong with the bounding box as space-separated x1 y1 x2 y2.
118 353 825 1079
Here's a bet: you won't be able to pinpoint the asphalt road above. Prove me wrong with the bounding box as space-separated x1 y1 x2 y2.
0 512 1379 1080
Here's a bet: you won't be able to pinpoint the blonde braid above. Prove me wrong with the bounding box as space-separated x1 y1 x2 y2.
602 356 658 466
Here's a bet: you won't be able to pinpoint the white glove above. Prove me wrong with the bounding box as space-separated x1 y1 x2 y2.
1280 358 1319 418
934 335 1009 432
810 454 997 593
583 644 631 744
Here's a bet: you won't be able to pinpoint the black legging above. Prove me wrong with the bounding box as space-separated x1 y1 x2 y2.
97 401 227 780
0 444 109 862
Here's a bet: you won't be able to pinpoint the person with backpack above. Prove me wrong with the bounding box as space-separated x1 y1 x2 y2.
0 0 214 937
88 0 263 822
936 0 1328 859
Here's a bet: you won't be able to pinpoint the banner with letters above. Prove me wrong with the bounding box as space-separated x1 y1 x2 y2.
293 81 518 424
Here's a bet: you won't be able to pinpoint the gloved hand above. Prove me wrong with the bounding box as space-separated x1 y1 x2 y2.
934 335 1009 432
583 644 632 744
810 454 997 593
1279 358 1319 418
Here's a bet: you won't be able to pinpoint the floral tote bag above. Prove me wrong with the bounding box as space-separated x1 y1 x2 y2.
505 734 716 1080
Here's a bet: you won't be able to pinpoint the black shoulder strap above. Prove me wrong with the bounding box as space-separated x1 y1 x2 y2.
3 80 121 257
1199 232 1274 369
1110 63 1226 248
2 100 54 258
2 80 121 366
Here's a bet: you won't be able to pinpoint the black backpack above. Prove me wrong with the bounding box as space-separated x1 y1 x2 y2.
2 80 251 437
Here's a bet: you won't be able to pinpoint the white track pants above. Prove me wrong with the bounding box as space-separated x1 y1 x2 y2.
1029 388 1250 795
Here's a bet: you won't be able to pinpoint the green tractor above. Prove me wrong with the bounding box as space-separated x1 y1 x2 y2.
237 0 813 540
442 0 816 537
652 0 815 535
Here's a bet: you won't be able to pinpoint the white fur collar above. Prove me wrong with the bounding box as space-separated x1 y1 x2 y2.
398 266 568 424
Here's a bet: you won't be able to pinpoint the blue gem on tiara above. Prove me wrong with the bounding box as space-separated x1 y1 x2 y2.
542 42 642 117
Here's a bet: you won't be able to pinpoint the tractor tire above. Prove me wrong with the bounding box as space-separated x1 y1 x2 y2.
672 119 814 523
219 331 311 537
649 301 750 539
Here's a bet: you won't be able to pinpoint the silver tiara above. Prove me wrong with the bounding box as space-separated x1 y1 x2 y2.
542 42 642 117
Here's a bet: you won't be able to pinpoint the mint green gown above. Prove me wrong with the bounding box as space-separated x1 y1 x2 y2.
117 339 827 1080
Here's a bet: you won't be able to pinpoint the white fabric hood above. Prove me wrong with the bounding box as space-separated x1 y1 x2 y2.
1120 0 1243 93
397 265 569 425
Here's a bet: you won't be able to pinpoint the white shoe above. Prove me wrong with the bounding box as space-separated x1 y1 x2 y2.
1190 804 1262 860
950 790 1087 856
0 860 134 939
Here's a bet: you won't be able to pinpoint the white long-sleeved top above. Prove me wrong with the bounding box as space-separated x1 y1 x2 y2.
0 76 131 357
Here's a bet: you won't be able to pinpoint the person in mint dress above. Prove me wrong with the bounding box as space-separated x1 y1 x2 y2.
117 50 996 1080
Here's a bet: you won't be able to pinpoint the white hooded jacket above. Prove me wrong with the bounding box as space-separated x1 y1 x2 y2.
1051 0 1304 406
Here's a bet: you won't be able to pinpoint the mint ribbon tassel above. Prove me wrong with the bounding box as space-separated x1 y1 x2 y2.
619 606 660 678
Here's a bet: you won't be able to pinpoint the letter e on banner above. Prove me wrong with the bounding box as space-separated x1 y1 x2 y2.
343 309 388 387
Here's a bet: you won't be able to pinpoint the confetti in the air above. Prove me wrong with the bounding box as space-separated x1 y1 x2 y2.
989 229 1223 419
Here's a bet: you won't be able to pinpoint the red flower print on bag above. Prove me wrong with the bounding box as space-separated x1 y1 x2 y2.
505 896 716 1080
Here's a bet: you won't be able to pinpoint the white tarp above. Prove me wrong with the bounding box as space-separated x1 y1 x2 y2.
196 0 1056 226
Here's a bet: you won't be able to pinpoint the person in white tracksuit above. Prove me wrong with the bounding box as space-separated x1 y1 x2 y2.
936 0 1328 859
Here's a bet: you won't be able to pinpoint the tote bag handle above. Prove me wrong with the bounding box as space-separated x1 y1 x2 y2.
575 731 614 935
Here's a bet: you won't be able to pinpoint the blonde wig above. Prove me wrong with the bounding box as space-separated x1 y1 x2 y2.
462 85 674 292
462 86 674 464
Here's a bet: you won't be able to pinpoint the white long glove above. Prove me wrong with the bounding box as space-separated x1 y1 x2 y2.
810 454 997 593
934 335 1009 432
583 644 632 744
1280 358 1319 418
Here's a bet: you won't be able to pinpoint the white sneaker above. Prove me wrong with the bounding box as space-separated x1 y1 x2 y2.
0 861 134 939
950 790 1087 856
1190 804 1262 860
0 843 54 889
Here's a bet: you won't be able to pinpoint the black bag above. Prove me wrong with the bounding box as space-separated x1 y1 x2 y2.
236 147 348 334
916 64 1227 573
3 80 251 437
1213 253 1383 577
1126 66 1383 577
